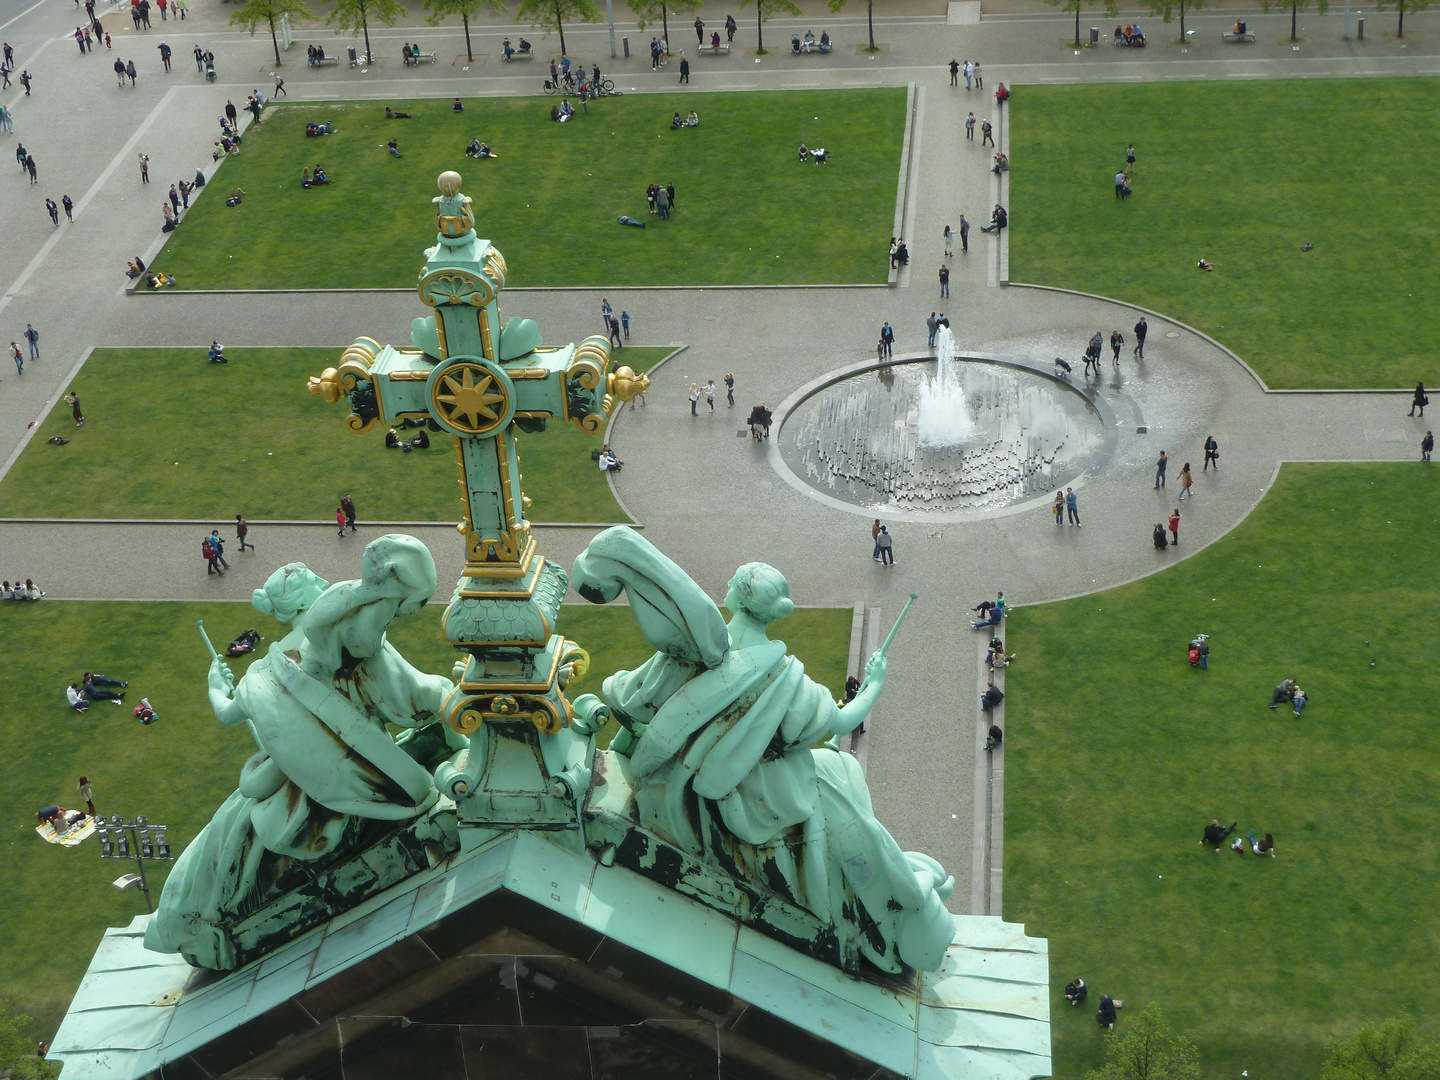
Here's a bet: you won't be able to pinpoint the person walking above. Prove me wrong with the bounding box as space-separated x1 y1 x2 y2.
1 64 11 90
1423 430 1433 461
876 525 894 566
25 155 36 184
45 197 59 225
927 312 939 349
10 341 22 374
203 532 224 574
704 379 716 411
139 153 149 182
959 215 970 253
600 298 613 331
1178 462 1194 499
972 60 982 89
115 56 127 86
0 104 11 133
678 53 689 83
694 15 704 42
939 264 950 299
1203 435 1219 471
688 383 699 416
881 321 894 359
62 194 73 221
209 529 230 571
235 513 254 551
1110 329 1124 364
965 112 976 140
1065 487 1080 526
273 72 286 96
608 314 621 348
23 324 39 360
724 372 735 407
158 40 170 69
1410 381 1427 417
126 59 137 85
620 310 630 339
981 120 994 147
78 776 96 817
1133 316 1148 357
19 69 30 95
340 493 357 532
871 518 883 559
1168 508 1181 546
194 44 203 71
1052 490 1064 526
1155 450 1167 488
336 505 348 537
944 224 954 257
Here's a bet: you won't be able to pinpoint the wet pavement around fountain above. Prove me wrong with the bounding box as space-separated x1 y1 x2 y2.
0 3 1430 913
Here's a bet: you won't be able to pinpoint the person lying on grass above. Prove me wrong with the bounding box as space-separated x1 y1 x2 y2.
385 106 411 119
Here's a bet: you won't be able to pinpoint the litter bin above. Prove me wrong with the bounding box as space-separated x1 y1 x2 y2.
347 45 357 65
623 36 630 57
1358 15 1365 37
1090 26 1099 43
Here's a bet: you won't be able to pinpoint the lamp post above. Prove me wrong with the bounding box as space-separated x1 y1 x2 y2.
96 814 173 913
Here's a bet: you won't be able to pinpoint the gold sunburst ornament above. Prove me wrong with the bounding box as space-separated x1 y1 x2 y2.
429 359 514 435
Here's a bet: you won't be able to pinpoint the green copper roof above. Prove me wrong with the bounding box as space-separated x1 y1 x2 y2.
51 830 1051 1080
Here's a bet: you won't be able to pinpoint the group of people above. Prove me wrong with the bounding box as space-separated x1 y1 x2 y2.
2 578 43 600
501 37 532 61
671 110 700 129
1114 22 1146 44
304 44 330 65
1063 980 1124 1029
797 143 828 164
301 165 330 189
400 43 429 65
946 58 984 90
889 237 910 269
747 402 773 441
201 528 232 574
385 423 431 451
465 138 494 158
66 672 128 712
645 181 677 217
1201 819 1277 858
789 30 832 53
597 444 622 472
1268 677 1308 717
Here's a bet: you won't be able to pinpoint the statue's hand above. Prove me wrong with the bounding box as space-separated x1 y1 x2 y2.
209 656 236 696
864 652 888 685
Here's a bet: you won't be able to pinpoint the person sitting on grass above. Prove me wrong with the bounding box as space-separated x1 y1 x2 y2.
1269 678 1296 709
388 138 403 157
671 111 684 130
302 167 312 188
313 165 329 184
1197 257 1214 271
1121 175 1133 198
1065 977 1087 1005
385 106 411 119
551 105 562 122
66 685 89 712
208 340 227 363
225 188 244 207
1201 819 1237 851
465 139 494 158
226 628 260 656
1291 685 1307 716
1097 994 1122 1029
685 110 699 127
453 97 464 112
1250 831 1276 857
147 271 176 289
799 143 810 163
598 445 622 473
559 100 574 121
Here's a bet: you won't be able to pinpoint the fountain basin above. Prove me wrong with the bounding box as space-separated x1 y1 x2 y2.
775 355 1106 518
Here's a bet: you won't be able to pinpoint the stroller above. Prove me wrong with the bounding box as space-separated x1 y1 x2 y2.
205 58 217 82
1188 634 1209 669
791 34 802 54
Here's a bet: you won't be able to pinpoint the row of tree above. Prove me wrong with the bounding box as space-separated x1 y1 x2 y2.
1048 0 1425 46
1090 1007 1440 1080
230 0 899 66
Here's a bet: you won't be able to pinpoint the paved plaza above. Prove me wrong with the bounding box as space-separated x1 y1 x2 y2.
0 0 1431 923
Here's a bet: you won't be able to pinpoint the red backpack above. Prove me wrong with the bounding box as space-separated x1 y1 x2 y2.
202 537 214 560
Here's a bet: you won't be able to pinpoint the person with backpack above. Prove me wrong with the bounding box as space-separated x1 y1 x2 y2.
209 529 230 570
202 534 224 574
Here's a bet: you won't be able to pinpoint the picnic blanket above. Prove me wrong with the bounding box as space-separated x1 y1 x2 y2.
36 816 96 847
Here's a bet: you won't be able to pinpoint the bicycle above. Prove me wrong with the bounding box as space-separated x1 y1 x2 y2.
542 79 576 96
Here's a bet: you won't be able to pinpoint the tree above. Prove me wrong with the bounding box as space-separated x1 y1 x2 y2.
826 0 880 50
1376 0 1432 36
1045 0 1120 48
326 0 405 65
1086 1004 1200 1080
424 0 505 61
0 1000 60 1080
1138 0 1206 42
230 0 316 66
1322 1017 1440 1080
1261 0 1329 41
627 0 702 53
515 0 601 56
753 0 801 54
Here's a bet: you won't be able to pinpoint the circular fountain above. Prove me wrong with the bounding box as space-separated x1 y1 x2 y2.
777 328 1105 517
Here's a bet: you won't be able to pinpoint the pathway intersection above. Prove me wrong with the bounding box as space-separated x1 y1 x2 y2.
0 0 1427 912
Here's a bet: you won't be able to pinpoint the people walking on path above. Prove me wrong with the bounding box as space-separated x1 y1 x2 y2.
45 198 59 225
1203 435 1219 471
1155 450 1167 487
1423 431 1433 461
336 506 347 537
1065 487 1080 526
11 341 22 374
0 104 11 133
126 59 137 85
600 298 613 330
26 155 36 184
62 194 73 220
1133 316 1147 357
981 119 994 147
208 529 229 570
19 69 31 95
203 533 224 574
704 380 716 411
1178 462 1194 499
1168 508 1181 545
158 41 170 69
23 324 39 360
876 525 894 566
872 518 883 559
724 372 734 406
115 57 126 86
274 73 285 96
679 54 689 83
235 514 254 551
1110 329 1124 364
340 493 357 532
1410 382 1427 417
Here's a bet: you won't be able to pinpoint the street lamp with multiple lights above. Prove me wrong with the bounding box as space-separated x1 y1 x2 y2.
96 815 173 913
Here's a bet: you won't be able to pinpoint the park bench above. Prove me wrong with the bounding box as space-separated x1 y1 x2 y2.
697 41 730 55
312 54 339 66
505 46 534 60
409 51 436 64
1222 29 1256 42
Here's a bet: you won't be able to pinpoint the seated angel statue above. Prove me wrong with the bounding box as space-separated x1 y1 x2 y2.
572 526 956 973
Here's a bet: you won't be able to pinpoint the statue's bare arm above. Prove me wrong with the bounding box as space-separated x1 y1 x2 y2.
208 656 248 725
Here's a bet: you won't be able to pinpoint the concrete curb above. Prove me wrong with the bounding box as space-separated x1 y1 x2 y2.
0 348 93 486
887 82 918 287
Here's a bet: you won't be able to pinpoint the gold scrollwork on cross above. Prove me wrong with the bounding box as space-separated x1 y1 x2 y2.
448 692 567 736
419 269 495 310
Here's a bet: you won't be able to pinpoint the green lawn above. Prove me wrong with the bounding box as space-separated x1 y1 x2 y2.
1004 463 1440 1079
0 598 850 1036
1008 79 1440 389
0 347 670 522
153 90 904 290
